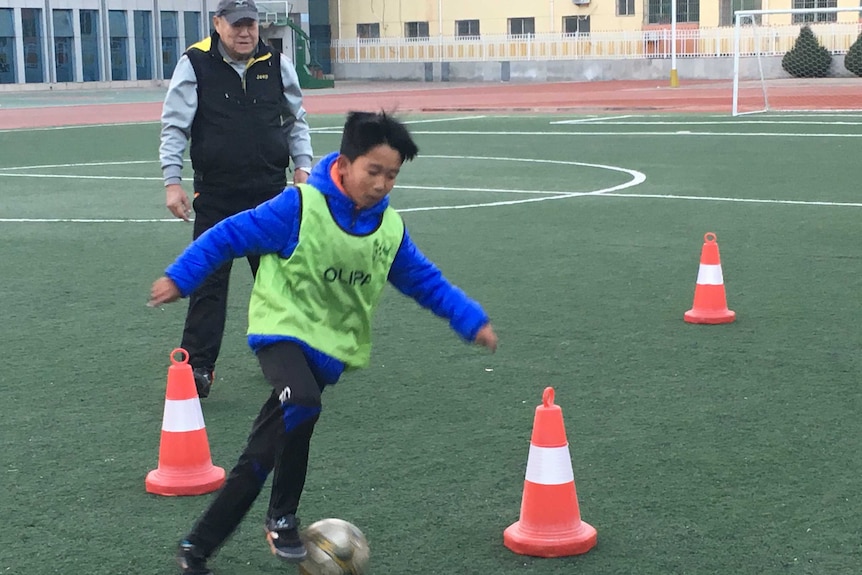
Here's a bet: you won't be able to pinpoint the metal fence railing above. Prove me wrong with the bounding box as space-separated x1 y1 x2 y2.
331 22 862 63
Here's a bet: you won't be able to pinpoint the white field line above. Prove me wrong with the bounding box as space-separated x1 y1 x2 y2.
602 192 862 208
0 113 486 134
550 119 862 126
0 121 156 133
0 160 156 170
0 173 161 180
1 135 859 222
310 115 488 132
0 218 183 222
550 114 638 124
311 129 862 138
5 188 861 223
0 155 643 221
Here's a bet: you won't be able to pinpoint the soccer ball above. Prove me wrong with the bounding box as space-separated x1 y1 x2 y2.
297 518 370 575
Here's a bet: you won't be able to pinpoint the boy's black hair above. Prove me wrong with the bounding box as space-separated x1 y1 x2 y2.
340 111 420 163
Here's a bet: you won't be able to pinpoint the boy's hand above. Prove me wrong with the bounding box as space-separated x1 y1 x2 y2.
474 323 498 353
148 277 181 307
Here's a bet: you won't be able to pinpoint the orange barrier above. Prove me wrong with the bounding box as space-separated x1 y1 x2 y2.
145 348 225 496
684 232 736 324
503 387 597 557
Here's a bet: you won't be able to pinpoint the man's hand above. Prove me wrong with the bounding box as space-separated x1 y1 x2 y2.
148 277 182 307
293 168 309 185
474 323 498 353
166 183 192 221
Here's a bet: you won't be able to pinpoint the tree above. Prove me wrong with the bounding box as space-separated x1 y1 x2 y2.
845 33 862 77
781 26 832 78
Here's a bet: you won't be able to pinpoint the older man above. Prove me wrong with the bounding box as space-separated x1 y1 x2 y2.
159 0 313 399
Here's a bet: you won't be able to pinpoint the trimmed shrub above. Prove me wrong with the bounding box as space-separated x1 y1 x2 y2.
846 32 862 77
782 26 832 78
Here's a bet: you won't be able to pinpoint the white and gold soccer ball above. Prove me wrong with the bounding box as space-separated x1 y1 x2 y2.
297 518 370 575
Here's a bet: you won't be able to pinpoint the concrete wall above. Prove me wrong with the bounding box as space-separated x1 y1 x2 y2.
0 78 167 92
334 54 853 82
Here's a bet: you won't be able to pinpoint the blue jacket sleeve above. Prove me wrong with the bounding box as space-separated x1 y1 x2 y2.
165 188 301 297
387 228 489 341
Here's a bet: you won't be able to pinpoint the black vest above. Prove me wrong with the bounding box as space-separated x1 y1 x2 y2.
186 34 290 197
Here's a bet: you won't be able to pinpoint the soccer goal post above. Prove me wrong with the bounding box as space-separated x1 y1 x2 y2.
731 6 862 116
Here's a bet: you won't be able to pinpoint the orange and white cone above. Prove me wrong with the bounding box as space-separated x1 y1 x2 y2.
684 232 736 324
503 387 597 557
145 348 225 496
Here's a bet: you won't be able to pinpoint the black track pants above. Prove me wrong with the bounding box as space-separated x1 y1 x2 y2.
185 341 324 555
180 191 279 371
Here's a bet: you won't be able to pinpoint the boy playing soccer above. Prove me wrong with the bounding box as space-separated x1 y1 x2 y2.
149 111 498 574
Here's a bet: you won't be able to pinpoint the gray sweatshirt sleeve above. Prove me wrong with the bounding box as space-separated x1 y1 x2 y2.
279 53 313 171
159 55 197 186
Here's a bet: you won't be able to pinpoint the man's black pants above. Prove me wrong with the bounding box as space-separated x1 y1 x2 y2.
186 341 324 555
181 191 280 372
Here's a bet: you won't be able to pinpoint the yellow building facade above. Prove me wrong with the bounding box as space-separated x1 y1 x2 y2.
328 0 862 40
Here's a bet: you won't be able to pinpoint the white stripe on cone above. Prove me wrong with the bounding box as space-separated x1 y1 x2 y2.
525 444 575 485
695 264 724 286
161 398 206 433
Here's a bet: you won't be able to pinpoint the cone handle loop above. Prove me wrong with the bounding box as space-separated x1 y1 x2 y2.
542 387 555 407
171 348 189 365
704 232 717 243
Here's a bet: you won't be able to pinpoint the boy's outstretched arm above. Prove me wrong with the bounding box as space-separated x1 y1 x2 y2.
148 189 302 306
388 230 498 352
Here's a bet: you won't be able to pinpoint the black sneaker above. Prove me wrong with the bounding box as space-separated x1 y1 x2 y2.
176 541 212 575
265 515 307 562
192 368 214 399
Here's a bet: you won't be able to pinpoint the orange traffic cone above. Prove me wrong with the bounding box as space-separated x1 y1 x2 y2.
684 232 736 324
146 348 225 496
503 387 597 557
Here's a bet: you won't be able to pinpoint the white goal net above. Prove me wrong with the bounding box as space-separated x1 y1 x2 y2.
732 6 862 116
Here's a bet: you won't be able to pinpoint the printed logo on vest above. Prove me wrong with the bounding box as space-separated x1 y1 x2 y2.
256 74 269 80
323 267 372 286
372 238 393 263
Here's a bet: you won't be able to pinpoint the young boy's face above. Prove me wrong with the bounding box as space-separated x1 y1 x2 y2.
337 144 403 209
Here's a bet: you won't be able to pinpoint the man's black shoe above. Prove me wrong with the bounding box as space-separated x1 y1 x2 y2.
192 368 214 399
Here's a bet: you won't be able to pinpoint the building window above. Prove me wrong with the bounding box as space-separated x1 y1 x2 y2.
0 37 13 84
161 11 179 79
792 0 838 23
22 8 45 83
80 10 101 81
53 10 75 82
404 21 429 40
0 8 17 84
563 16 591 35
356 23 380 39
183 12 201 48
508 17 535 36
109 10 129 81
0 8 18 84
618 0 636 16
720 0 762 26
134 11 153 80
647 0 700 24
455 19 480 38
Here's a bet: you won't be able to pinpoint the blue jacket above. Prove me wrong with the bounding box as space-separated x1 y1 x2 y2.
165 151 490 386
